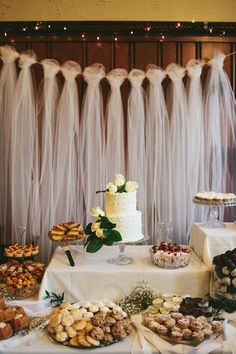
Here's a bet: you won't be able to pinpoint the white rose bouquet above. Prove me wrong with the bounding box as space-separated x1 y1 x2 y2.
84 207 122 253
96 174 138 194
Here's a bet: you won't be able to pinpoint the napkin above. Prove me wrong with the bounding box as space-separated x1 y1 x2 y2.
131 314 223 354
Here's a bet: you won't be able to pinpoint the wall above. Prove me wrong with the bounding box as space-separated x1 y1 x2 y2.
0 0 236 22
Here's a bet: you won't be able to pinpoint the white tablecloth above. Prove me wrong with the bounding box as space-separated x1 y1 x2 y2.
189 223 236 269
38 245 210 302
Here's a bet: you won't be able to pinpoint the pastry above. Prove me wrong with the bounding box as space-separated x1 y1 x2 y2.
90 327 104 341
10 313 30 331
0 298 5 311
0 322 13 340
171 330 183 341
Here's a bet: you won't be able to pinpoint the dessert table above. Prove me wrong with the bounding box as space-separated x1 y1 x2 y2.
38 245 210 302
189 223 236 269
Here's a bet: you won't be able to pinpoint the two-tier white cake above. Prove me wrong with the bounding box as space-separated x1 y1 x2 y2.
104 189 143 243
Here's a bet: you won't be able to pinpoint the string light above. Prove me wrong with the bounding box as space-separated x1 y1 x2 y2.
161 35 165 39
192 19 195 23
22 27 27 32
4 32 7 37
35 25 39 30
63 26 67 30
176 22 181 28
146 26 151 32
97 36 100 41
130 30 134 35
209 27 213 33
114 36 118 41
48 24 51 28
81 33 85 39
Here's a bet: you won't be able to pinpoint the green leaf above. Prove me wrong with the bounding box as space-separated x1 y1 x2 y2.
103 229 112 239
103 237 114 246
45 290 50 297
100 216 116 229
84 234 96 247
117 184 126 193
111 230 122 242
85 222 92 234
86 238 103 253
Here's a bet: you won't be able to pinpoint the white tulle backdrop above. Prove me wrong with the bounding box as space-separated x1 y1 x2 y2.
0 46 235 264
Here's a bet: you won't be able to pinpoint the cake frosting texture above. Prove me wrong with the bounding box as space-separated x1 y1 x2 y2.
104 191 142 243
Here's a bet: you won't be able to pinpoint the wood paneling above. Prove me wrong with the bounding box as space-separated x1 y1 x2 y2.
0 30 235 95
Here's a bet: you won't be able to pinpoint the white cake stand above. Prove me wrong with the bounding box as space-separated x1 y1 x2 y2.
107 236 149 265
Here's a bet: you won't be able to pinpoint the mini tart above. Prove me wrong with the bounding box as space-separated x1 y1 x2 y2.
0 322 13 340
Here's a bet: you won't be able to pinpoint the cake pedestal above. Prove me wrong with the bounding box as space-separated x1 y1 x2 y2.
107 236 148 265
192 197 236 228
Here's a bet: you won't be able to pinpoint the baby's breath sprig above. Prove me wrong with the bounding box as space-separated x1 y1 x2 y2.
116 281 156 316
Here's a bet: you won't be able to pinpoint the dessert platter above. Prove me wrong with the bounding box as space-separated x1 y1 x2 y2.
4 243 39 260
0 260 46 299
212 248 236 300
48 222 85 266
47 300 132 348
143 293 223 346
193 192 236 228
150 242 191 268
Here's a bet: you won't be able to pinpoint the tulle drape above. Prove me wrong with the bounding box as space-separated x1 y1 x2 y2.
166 64 189 243
105 68 127 182
0 46 19 244
38 59 60 263
127 69 146 235
80 64 105 225
204 50 236 194
10 50 38 243
186 60 206 226
145 65 171 242
53 61 81 223
1 44 236 263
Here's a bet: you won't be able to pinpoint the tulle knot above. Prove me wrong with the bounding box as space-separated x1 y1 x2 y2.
208 51 225 69
166 63 185 82
0 45 19 63
41 59 60 79
61 61 81 82
106 68 127 89
128 69 145 88
146 64 166 84
186 60 204 79
19 50 37 68
83 63 105 87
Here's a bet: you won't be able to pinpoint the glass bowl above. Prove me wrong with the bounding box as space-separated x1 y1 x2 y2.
149 246 191 269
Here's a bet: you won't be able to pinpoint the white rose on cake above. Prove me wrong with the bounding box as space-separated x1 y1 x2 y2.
113 174 126 187
125 181 139 192
106 182 118 193
91 207 105 218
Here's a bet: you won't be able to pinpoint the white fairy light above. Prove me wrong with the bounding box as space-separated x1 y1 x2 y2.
64 26 67 30
97 36 100 41
48 24 51 28
35 25 39 30
130 30 134 35
22 27 27 32
4 32 7 37
192 19 195 23
114 36 118 41
146 26 151 32
82 33 85 38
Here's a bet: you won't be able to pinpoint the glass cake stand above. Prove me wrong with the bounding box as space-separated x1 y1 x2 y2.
107 236 149 265
193 197 236 228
